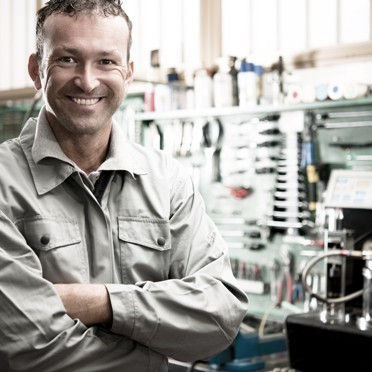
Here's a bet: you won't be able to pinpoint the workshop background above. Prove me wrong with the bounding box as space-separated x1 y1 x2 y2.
2 1 372 371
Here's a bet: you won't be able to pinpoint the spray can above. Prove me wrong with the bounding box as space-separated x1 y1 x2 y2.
238 59 257 107
213 58 233 108
194 68 213 109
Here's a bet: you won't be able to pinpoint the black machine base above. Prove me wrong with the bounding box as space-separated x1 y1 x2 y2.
285 312 372 372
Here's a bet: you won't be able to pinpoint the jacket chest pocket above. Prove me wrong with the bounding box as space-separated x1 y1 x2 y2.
23 217 88 283
118 217 171 283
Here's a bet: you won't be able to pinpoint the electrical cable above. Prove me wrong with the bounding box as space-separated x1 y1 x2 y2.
258 302 276 338
354 229 372 245
301 249 370 304
185 361 200 372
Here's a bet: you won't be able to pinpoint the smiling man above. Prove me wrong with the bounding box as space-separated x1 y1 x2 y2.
29 2 133 173
0 1 248 371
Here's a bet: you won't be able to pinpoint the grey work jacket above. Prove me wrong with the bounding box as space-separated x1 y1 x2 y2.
0 108 248 371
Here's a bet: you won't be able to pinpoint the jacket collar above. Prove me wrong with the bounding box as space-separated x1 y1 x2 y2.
19 106 149 195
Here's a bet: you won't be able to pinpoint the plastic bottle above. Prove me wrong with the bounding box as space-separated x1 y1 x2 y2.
238 59 257 107
183 69 195 110
154 84 172 112
167 67 180 110
254 65 264 105
194 68 213 109
261 71 274 105
144 83 155 112
213 58 234 108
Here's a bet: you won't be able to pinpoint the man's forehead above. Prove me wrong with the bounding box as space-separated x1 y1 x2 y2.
43 11 129 34
42 12 130 54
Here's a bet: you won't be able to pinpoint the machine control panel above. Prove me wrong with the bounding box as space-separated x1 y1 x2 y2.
325 170 372 209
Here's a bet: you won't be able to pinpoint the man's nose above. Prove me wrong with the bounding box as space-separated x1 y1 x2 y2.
73 64 100 93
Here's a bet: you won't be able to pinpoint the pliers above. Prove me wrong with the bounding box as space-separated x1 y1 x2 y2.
275 247 293 307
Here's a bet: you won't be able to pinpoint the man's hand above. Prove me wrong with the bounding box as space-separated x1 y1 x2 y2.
54 284 112 326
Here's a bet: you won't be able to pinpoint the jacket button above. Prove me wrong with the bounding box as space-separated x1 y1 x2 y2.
157 237 166 246
40 235 50 245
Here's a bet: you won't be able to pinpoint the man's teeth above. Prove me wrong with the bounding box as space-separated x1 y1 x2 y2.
72 97 100 105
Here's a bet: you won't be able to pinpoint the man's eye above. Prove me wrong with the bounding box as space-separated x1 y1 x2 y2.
100 59 115 65
57 56 75 64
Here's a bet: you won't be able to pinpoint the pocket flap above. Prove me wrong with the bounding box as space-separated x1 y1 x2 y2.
118 217 170 251
23 217 81 251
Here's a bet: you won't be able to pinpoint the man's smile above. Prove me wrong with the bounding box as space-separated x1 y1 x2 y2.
68 96 103 105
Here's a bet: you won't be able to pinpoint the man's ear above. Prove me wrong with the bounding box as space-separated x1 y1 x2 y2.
125 61 134 85
28 54 42 90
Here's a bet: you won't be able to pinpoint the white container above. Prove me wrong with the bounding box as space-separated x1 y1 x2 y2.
300 85 316 103
238 61 257 107
315 84 328 101
343 83 368 100
285 84 301 104
154 84 172 112
328 83 343 100
213 70 233 108
194 69 213 109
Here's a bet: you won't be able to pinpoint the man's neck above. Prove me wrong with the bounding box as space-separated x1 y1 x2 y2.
67 139 110 174
49 124 112 174
64 135 111 174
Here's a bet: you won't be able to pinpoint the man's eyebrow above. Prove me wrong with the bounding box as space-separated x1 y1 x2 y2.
53 46 80 55
53 46 122 57
100 50 122 57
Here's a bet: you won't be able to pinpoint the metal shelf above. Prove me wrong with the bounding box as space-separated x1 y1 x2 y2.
134 96 372 122
0 87 37 102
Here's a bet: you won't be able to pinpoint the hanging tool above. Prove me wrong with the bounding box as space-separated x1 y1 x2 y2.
275 246 293 307
292 273 305 303
201 117 224 183
179 120 194 157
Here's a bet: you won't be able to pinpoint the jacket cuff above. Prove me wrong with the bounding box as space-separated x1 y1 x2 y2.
105 283 135 337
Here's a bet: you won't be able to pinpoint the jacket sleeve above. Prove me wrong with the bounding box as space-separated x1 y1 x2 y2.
106 157 249 362
0 211 157 372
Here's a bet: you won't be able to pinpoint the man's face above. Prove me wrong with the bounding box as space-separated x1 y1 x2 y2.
29 13 133 136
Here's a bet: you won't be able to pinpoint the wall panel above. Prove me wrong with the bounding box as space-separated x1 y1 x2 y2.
309 0 337 48
340 0 370 43
279 0 306 53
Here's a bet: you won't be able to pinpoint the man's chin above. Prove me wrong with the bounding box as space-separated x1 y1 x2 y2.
46 107 113 136
56 116 111 136
65 122 109 136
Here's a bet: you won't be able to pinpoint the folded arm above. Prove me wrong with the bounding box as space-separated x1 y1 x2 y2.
54 283 112 326
104 159 249 362
51 158 249 363
0 212 147 372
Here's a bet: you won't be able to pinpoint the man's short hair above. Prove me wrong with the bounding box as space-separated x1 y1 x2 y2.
36 0 132 62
